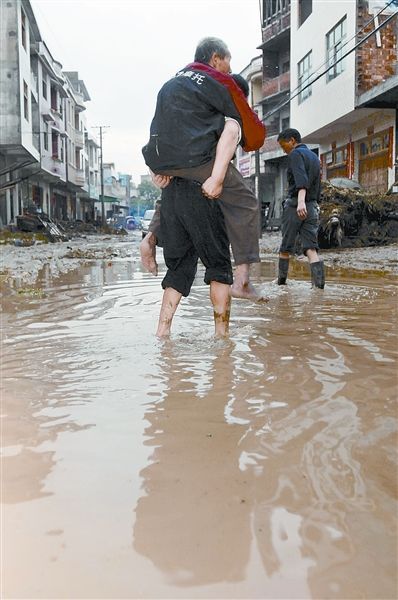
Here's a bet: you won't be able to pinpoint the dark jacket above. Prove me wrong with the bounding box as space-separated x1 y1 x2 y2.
142 66 242 172
287 144 321 203
186 62 266 151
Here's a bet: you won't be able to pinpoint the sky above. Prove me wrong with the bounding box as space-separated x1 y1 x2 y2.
30 0 263 185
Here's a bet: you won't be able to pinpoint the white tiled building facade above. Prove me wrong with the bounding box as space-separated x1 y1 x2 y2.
290 0 397 192
238 0 397 222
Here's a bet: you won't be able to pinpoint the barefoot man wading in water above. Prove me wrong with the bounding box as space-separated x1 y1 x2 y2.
140 37 267 301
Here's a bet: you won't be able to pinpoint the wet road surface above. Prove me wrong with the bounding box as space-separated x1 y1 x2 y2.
1 246 397 599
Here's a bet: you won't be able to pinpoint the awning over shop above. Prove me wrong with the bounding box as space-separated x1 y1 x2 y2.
101 196 120 203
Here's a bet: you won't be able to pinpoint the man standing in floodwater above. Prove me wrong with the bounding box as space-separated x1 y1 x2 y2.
277 128 325 289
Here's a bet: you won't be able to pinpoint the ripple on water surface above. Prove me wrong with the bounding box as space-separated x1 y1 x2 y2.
2 260 397 599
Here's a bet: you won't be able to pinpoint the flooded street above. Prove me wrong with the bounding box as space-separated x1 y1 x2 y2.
1 237 397 599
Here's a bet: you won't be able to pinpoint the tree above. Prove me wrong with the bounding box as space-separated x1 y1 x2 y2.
137 180 161 205
129 196 152 216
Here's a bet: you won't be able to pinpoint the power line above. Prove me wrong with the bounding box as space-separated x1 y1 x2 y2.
263 7 398 121
287 0 397 98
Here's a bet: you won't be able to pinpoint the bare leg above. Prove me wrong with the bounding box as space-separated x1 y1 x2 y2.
306 248 320 264
210 281 231 337
231 263 268 302
156 287 182 337
140 232 158 276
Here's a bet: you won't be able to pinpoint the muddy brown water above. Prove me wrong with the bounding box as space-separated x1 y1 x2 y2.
1 250 397 599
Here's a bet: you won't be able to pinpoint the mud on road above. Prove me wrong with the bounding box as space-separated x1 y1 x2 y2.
1 231 397 290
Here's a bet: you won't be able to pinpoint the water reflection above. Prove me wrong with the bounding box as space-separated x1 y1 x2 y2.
1 257 397 599
134 342 253 586
133 276 398 598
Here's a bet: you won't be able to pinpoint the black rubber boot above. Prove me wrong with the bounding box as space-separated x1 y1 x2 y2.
277 258 289 285
310 261 325 289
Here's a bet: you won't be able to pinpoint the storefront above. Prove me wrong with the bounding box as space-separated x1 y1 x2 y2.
322 143 355 180
358 128 393 192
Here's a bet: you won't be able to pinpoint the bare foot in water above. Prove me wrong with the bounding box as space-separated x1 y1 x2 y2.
230 282 269 302
140 232 158 276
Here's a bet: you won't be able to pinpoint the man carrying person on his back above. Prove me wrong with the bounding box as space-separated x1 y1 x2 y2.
277 128 325 289
154 109 243 337
140 36 266 301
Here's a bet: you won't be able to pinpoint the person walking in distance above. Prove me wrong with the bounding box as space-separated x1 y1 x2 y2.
277 128 325 289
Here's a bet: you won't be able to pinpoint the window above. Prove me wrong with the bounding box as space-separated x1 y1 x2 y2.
282 60 290 73
51 130 59 158
43 124 48 151
281 116 290 130
42 77 47 100
360 130 390 157
326 17 347 82
263 0 290 26
21 9 27 50
23 81 29 120
298 51 312 103
50 85 57 111
298 0 312 26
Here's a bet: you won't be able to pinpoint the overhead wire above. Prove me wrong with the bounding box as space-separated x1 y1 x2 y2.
287 0 397 99
261 0 398 120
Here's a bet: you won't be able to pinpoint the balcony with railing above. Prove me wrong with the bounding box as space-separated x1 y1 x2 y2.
261 0 290 47
75 129 85 149
68 164 87 189
261 114 285 156
74 91 87 112
263 71 290 100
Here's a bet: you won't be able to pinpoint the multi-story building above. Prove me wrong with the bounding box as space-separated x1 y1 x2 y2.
236 55 263 188
35 40 68 219
235 0 292 226
0 0 101 226
100 163 131 219
86 129 100 221
258 0 291 225
290 0 397 192
0 0 41 225
64 71 97 221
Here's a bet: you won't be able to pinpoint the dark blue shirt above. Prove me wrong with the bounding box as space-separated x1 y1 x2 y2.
287 143 320 203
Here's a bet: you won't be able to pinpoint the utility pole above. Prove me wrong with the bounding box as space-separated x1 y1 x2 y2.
92 125 109 224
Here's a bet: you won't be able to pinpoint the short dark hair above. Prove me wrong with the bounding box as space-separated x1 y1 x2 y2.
194 37 230 64
231 74 249 98
277 128 301 143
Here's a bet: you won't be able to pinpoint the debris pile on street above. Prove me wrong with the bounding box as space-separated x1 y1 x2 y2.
319 183 398 248
60 220 98 236
16 211 69 242
64 246 121 259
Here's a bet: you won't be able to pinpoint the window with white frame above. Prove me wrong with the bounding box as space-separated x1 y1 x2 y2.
298 51 312 103
326 16 347 82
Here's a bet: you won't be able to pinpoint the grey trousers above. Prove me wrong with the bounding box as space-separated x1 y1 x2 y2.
149 160 260 265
